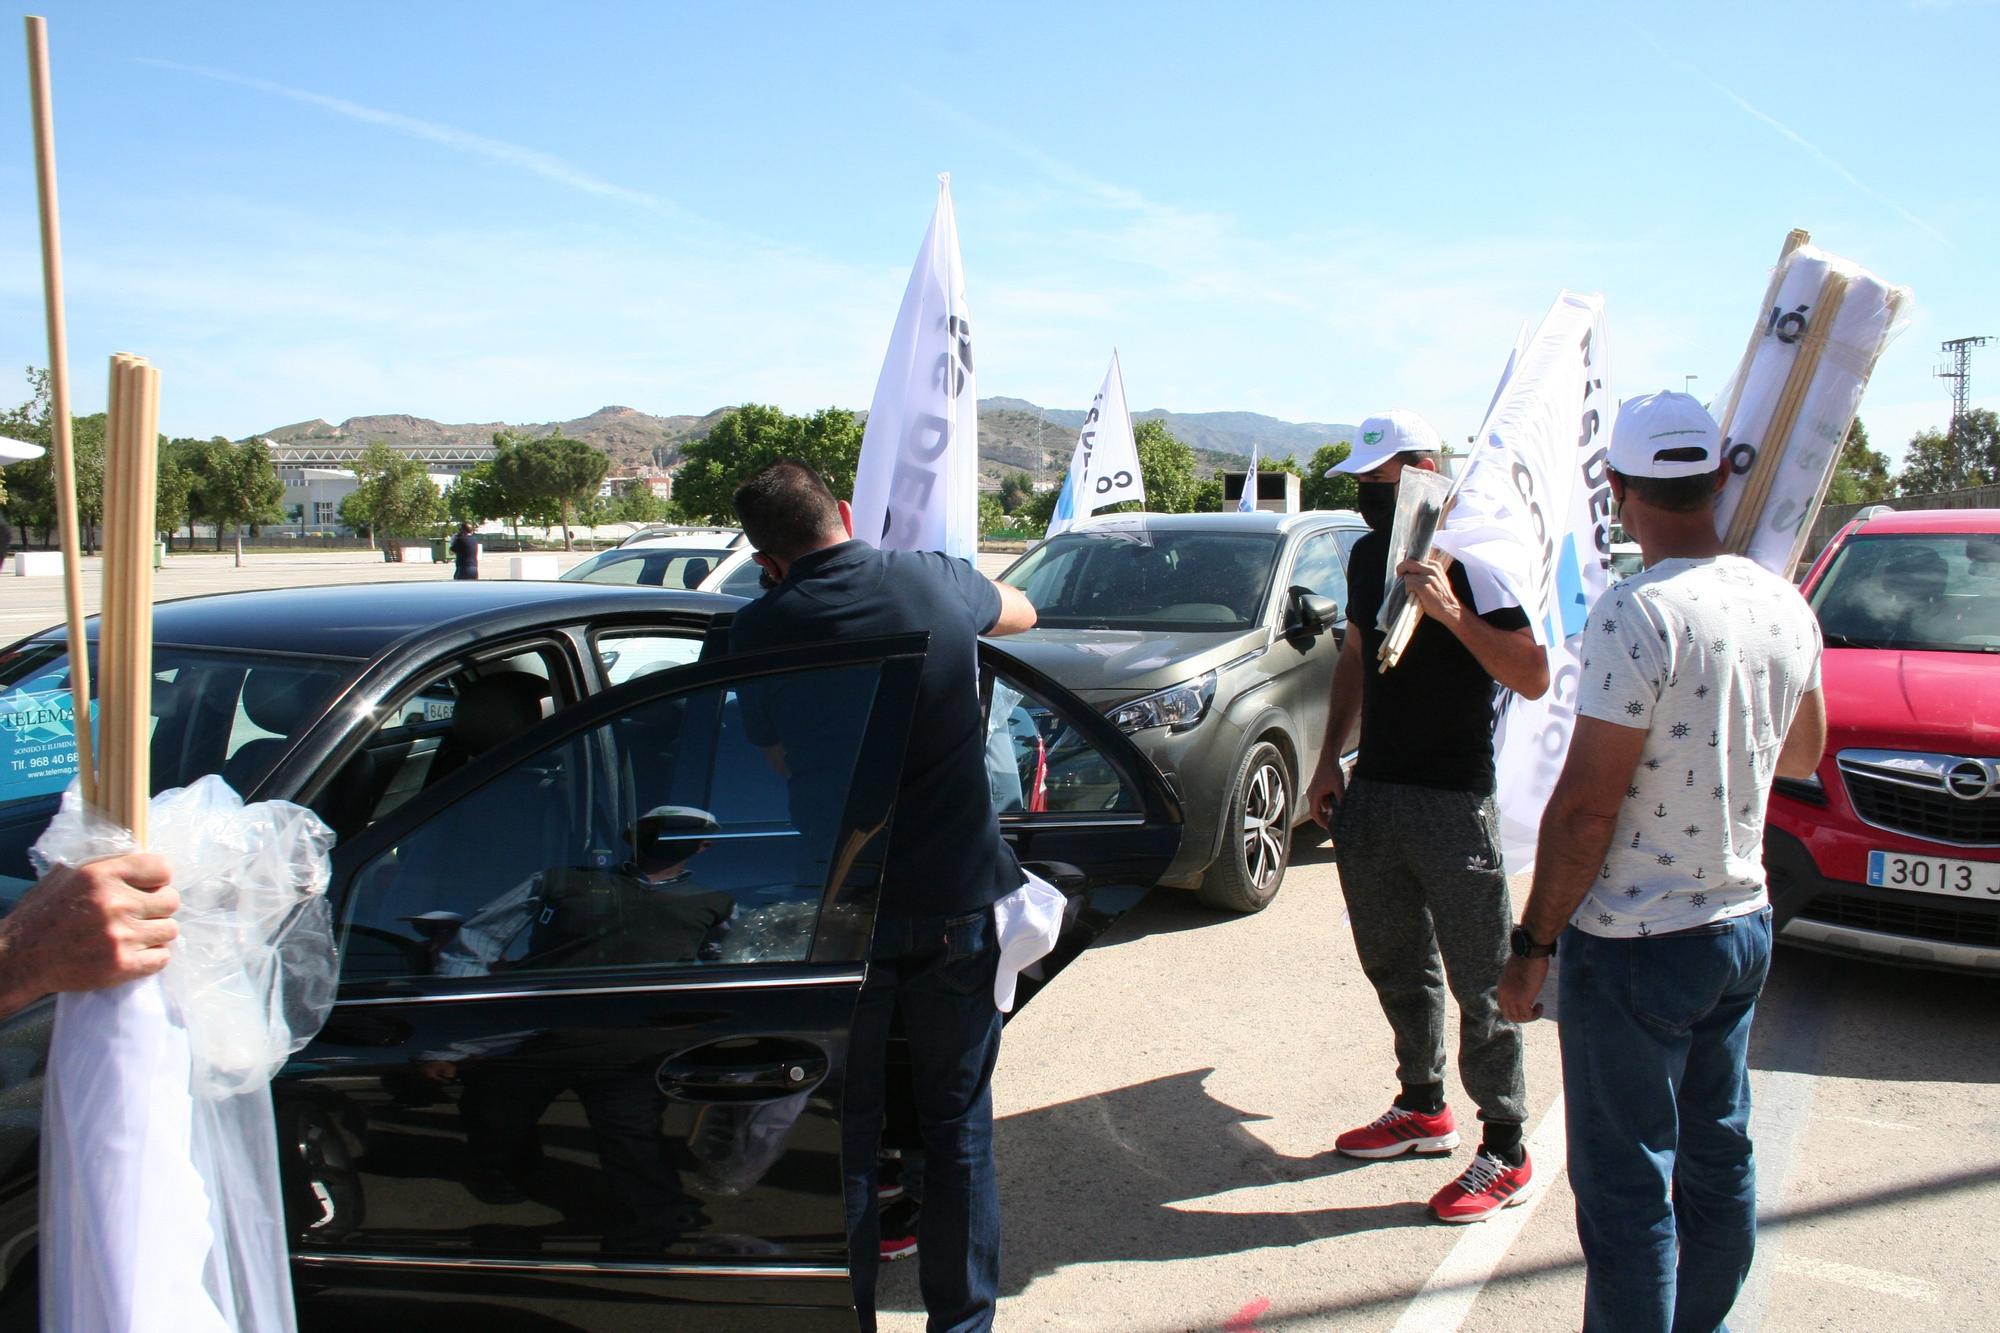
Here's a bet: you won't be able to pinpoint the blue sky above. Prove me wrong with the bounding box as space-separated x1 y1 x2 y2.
1 1 1994 464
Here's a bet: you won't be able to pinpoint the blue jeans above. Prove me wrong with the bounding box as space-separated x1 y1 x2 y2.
1558 908 1772 1333
843 908 1003 1333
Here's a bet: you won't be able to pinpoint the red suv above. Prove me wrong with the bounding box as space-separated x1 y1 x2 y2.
1766 508 2000 973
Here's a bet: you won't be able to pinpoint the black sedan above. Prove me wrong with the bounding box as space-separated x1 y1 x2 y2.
0 581 1182 1329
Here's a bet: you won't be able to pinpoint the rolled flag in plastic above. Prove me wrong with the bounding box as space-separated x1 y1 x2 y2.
34 777 337 1333
850 174 980 560
1047 351 1144 537
1432 292 1616 874
1237 437 1260 513
1708 240 1910 576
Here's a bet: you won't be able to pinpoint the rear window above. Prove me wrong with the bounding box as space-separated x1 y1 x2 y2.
0 641 359 808
1810 533 2000 652
565 549 730 589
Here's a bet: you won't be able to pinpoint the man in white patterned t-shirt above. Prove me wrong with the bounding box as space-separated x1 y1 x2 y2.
1498 391 1827 1333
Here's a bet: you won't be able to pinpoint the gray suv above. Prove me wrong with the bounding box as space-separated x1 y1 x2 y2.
997 510 1365 911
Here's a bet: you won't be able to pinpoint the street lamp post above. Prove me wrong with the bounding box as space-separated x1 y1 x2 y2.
1683 374 1699 398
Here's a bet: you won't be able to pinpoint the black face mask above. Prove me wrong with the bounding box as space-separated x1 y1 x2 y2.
1356 480 1397 532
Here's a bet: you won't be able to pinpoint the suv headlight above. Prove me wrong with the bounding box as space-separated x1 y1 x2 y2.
1105 671 1217 735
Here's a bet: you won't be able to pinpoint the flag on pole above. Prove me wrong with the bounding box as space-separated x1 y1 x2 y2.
1237 437 1260 513
850 174 980 560
1432 292 1615 874
1046 351 1144 537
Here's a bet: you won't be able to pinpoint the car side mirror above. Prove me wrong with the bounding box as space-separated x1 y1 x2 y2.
1288 587 1340 636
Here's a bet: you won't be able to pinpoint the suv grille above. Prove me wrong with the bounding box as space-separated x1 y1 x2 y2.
1838 751 2000 847
1800 893 2000 949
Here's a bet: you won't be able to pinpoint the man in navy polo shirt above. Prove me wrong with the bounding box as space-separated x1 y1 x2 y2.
729 459 1035 1333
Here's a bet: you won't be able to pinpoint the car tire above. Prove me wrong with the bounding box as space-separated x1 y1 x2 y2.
1198 740 1292 914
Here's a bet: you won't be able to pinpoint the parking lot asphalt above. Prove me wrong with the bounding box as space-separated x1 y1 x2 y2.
879 838 2000 1332
12 549 1993 1330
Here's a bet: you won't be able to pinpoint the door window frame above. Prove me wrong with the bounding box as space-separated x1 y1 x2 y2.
322 633 931 1005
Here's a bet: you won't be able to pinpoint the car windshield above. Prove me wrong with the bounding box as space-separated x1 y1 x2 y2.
563 548 731 589
0 640 360 809
1004 530 1283 632
1810 533 2000 653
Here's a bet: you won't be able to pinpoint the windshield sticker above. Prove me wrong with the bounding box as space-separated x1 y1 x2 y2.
0 688 95 802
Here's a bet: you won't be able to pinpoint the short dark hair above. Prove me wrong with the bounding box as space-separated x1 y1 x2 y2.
1610 466 1721 514
733 459 845 560
1396 450 1441 469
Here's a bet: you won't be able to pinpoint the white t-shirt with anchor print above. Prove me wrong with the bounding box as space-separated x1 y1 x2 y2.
1572 554 1822 939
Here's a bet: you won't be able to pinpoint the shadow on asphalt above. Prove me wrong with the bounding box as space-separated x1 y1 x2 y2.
1091 828 1343 949
1753 944 2000 1084
882 1067 1443 1312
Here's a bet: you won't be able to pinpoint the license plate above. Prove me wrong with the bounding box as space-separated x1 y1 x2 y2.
1866 850 2000 899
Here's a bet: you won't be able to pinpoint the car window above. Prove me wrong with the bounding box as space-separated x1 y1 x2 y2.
309 644 576 843
982 672 1141 817
716 557 766 598
336 662 889 984
1288 530 1349 611
593 629 705 686
1810 533 2000 651
1005 531 1283 632
0 642 356 809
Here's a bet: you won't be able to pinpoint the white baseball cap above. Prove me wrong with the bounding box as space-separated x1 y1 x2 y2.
1327 409 1443 475
1608 392 1721 479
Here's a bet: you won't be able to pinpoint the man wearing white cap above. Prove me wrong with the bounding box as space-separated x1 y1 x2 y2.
1305 409 1551 1223
1499 391 1825 1332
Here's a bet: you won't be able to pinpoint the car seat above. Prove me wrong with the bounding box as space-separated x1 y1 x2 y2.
681 558 711 589
220 669 318 795
426 674 552 786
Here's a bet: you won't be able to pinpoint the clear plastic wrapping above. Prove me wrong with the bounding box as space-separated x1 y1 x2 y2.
31 775 337 1332
1708 243 1912 575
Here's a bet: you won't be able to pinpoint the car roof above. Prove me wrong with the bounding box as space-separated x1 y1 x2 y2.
28 581 733 660
1066 509 1363 536
616 528 745 550
1845 507 2000 536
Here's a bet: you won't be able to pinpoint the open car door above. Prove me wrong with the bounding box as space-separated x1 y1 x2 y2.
281 634 927 1331
978 642 1185 1015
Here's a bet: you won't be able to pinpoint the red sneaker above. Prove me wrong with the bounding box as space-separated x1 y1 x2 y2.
1335 1104 1459 1158
879 1198 919 1262
1428 1149 1535 1223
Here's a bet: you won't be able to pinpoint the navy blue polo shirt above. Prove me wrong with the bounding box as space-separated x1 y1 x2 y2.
728 540 1020 920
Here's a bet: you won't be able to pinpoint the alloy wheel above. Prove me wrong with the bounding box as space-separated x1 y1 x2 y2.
1240 759 1289 892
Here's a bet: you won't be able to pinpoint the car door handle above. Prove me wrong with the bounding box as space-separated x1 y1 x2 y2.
657 1038 829 1103
1019 860 1086 892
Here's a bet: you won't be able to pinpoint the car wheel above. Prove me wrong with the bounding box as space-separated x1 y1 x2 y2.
1198 740 1291 914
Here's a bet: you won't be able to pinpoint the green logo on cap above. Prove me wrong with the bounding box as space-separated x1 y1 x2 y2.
1364 430 1383 445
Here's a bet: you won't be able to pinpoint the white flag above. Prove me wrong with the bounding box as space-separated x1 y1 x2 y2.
1237 438 1260 512
1046 352 1144 537
1433 292 1615 874
850 175 980 560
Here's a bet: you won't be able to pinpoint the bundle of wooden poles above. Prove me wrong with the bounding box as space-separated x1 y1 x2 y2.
27 14 156 838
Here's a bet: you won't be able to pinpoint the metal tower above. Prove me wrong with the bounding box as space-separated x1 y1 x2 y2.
1938 336 1991 428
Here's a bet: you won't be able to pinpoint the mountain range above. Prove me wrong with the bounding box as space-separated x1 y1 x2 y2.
255 400 1360 484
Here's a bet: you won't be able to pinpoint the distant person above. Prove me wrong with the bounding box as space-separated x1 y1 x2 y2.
449 521 479 580
1500 391 1825 1332
0 854 180 1019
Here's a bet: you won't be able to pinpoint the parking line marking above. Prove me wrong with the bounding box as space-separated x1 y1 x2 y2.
1774 1253 1938 1304
1386 1094 1568 1333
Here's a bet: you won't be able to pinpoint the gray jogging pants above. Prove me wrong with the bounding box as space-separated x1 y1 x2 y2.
1332 777 1527 1126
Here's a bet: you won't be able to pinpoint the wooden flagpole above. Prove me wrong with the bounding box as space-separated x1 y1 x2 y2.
1713 228 1811 453
1723 273 1851 554
101 354 159 840
24 15 95 806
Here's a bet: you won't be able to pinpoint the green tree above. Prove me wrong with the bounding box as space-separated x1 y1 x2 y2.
1302 441 1358 511
345 440 441 550
1822 419 1893 506
671 405 864 524
445 460 510 526
510 433 609 550
154 449 196 546
188 437 284 564
1898 409 2000 496
977 493 1006 538
0 367 53 509
998 470 1036 514
604 478 672 525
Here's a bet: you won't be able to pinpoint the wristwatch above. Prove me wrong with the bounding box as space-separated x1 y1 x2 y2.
1509 925 1557 959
